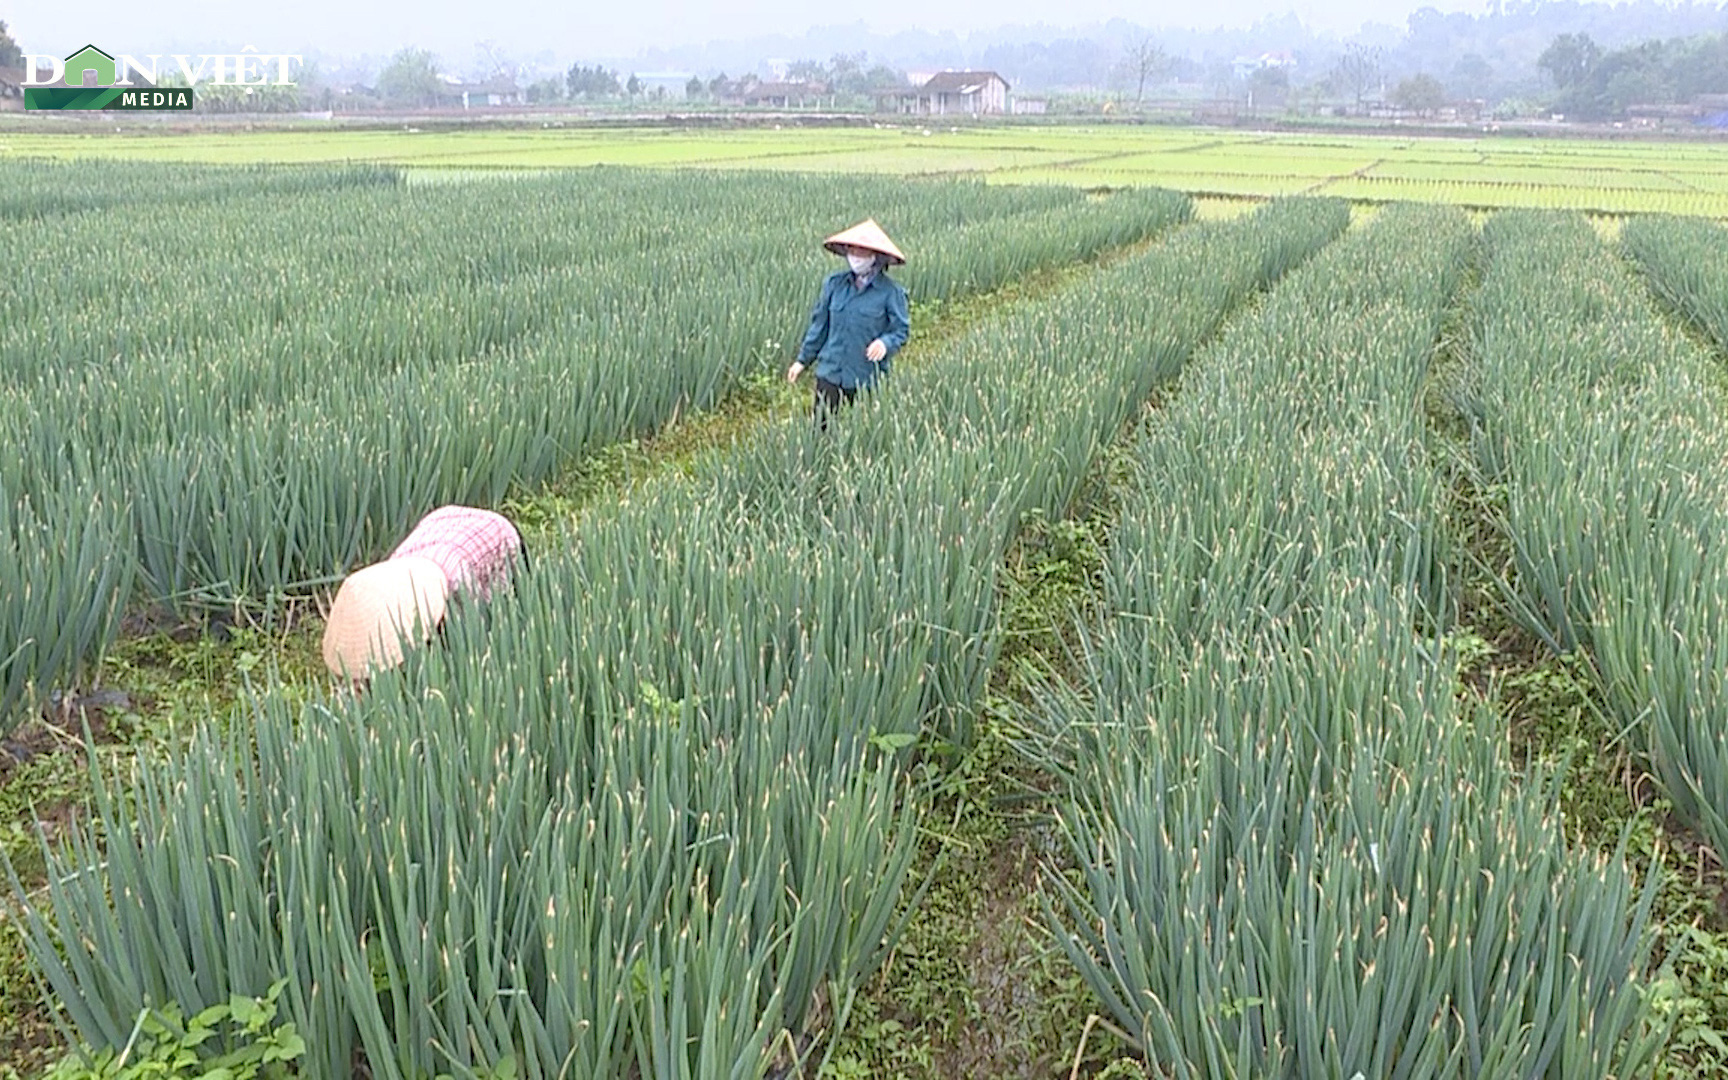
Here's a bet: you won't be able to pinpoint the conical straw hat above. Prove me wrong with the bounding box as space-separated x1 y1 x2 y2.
823 218 906 265
321 556 451 679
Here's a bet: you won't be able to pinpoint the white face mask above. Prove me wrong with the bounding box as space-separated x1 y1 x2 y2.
847 252 877 276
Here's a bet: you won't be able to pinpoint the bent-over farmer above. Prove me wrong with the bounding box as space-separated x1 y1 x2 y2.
786 219 910 426
321 505 525 682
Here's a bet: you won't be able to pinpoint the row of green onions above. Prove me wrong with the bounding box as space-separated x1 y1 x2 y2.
1031 204 1663 1077
1467 211 1728 864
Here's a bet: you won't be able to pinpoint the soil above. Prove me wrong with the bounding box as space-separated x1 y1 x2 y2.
940 829 1057 1080
0 689 128 788
1661 811 1728 928
0 1002 64 1077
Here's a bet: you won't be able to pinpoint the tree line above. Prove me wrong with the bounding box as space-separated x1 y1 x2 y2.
1540 30 1728 118
12 13 1728 121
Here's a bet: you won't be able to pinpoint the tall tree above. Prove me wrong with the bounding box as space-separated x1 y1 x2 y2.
1449 52 1494 95
377 48 442 107
566 64 620 99
1117 36 1169 105
828 51 866 92
1331 43 1383 107
1391 72 1448 113
786 59 827 84
525 77 563 104
1539 33 1602 89
0 20 22 69
863 64 907 92
1671 33 1728 100
1248 65 1291 107
474 40 516 83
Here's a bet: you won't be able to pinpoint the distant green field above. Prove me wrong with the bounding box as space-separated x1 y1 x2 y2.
4 123 1728 215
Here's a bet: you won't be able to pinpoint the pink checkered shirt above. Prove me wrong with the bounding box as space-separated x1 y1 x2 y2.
389 505 523 600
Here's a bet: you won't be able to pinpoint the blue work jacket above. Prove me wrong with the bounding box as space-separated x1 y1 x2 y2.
797 269 911 391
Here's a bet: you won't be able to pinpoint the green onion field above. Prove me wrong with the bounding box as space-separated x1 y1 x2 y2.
2 126 1728 1079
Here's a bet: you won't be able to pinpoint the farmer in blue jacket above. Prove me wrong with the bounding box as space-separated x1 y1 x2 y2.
787 219 910 424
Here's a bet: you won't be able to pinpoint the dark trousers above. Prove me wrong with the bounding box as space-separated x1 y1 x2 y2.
813 377 859 430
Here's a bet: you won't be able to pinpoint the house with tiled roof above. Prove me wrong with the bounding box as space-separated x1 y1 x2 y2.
437 74 523 108
884 70 1010 116
740 80 828 107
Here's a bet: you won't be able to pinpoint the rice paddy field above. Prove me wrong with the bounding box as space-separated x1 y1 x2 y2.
6 123 1728 215
3 128 1728 1080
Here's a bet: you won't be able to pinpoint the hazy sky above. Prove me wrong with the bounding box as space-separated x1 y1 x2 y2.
13 0 1489 66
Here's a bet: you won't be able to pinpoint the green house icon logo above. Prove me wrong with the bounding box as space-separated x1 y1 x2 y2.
64 44 118 88
23 44 193 110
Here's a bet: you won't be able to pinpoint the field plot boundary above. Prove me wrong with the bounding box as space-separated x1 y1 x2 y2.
8 124 1728 217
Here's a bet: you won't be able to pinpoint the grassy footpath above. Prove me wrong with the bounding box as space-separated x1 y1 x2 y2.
813 441 1145 1080
0 218 1218 1077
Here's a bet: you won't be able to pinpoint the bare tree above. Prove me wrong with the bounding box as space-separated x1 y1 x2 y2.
1116 36 1169 106
474 39 519 84
1331 43 1383 108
